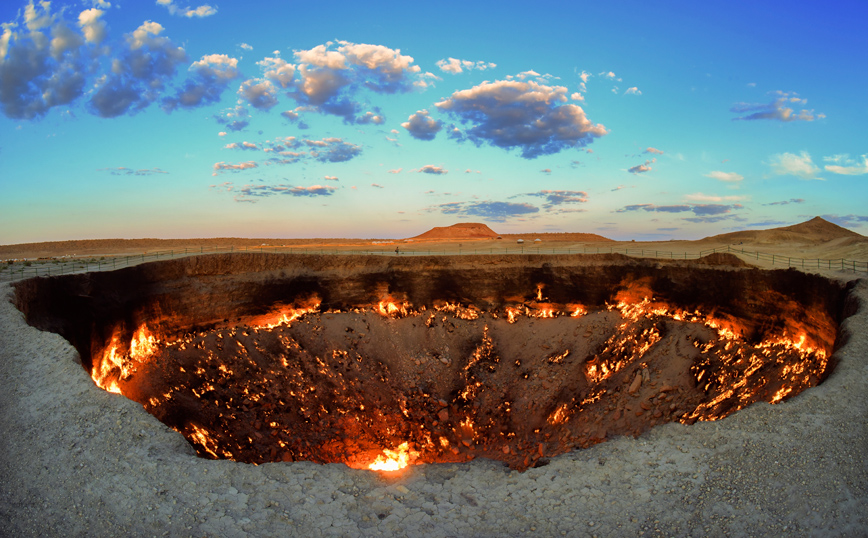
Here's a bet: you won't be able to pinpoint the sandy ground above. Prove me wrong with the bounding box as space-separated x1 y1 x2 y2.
1 259 867 537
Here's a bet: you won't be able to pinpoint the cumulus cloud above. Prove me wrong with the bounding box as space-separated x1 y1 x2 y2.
427 200 539 222
98 166 168 176
156 0 217 18
401 109 442 140
212 160 257 176
644 147 664 155
388 168 402 174
436 57 496 74
522 190 588 209
324 175 338 181
628 158 655 174
257 56 295 88
238 78 280 111
224 141 258 150
356 110 384 124
624 87 641 95
88 21 187 117
220 135 363 167
0 3 101 119
435 78 607 158
78 8 107 44
416 165 447 175
304 137 362 162
731 91 824 122
824 154 868 175
214 105 250 131
705 171 744 183
163 54 241 112
286 40 424 123
769 151 822 180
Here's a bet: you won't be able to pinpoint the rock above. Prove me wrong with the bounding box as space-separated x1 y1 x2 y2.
629 373 642 395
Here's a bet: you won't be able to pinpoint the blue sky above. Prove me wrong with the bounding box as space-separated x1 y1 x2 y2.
1 0 866 243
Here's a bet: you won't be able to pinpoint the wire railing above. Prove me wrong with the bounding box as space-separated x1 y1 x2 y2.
1 243 866 282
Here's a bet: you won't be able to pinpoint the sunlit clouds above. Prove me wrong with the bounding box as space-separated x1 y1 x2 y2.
0 0 865 242
731 91 824 122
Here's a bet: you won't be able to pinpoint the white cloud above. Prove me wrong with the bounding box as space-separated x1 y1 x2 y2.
769 151 823 180
684 193 748 202
435 78 607 158
156 0 217 18
624 87 641 95
628 158 655 174
163 53 242 112
78 8 106 44
258 56 296 88
731 91 824 122
286 41 425 123
401 109 442 140
824 154 868 175
238 78 279 111
416 165 447 175
436 57 496 74
212 160 258 176
705 171 744 183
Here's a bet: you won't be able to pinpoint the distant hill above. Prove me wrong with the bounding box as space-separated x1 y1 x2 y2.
409 223 500 241
706 217 865 245
499 232 613 243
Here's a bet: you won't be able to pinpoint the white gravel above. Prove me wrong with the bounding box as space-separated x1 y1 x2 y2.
1 277 866 538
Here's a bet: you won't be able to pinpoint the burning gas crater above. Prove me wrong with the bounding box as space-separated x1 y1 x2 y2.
12 253 847 472
93 288 831 472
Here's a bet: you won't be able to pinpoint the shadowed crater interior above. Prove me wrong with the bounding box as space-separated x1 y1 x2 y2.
12 253 853 471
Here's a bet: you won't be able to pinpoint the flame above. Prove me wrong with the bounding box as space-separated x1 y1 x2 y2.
187 423 221 458
367 441 417 471
130 325 157 360
250 301 321 329
548 403 570 425
92 325 160 394
376 300 411 318
569 304 587 317
434 302 480 320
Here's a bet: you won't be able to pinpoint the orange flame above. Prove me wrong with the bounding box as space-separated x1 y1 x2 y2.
367 442 417 471
250 300 321 329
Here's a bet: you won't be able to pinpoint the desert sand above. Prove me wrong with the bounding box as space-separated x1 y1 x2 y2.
1 217 866 537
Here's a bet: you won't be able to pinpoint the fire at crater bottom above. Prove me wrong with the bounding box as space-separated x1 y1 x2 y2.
12 252 850 472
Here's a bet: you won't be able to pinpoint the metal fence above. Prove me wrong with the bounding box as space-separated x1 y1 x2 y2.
2 243 866 283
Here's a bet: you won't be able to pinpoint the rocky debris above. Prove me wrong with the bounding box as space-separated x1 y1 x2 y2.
1 278 867 537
